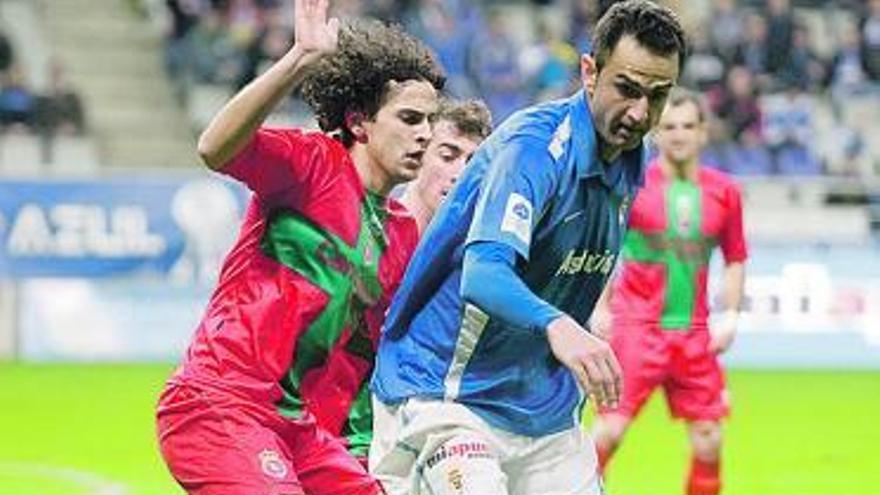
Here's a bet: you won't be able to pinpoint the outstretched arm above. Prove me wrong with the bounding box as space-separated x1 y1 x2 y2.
197 0 339 170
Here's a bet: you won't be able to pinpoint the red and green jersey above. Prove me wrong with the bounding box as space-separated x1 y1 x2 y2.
611 162 747 331
172 129 418 457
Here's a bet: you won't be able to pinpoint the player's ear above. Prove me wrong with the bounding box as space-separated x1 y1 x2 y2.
345 111 369 144
581 54 599 96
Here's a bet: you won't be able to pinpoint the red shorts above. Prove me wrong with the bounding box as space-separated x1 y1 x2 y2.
156 383 383 495
602 324 729 422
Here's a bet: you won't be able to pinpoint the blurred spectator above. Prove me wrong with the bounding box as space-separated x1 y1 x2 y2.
189 8 243 85
708 0 744 65
520 21 579 102
404 0 478 98
163 0 206 103
860 0 880 80
765 0 795 77
763 84 821 174
468 7 527 123
778 23 826 91
363 0 410 22
0 30 13 76
223 0 264 45
681 28 725 92
735 12 773 89
568 0 596 55
234 5 292 88
725 139 775 175
0 65 35 132
711 65 763 147
827 21 873 112
33 60 85 137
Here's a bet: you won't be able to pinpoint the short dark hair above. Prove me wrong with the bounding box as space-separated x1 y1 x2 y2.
436 98 493 140
665 88 707 122
592 0 687 73
300 19 446 147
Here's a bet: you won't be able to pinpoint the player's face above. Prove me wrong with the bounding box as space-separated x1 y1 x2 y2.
414 120 482 213
585 35 679 154
364 80 438 186
654 101 707 166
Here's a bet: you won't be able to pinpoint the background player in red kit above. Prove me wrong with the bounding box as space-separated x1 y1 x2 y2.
591 89 747 495
155 1 444 494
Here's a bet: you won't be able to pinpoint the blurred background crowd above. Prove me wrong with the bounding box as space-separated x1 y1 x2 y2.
2 0 880 179
147 0 880 178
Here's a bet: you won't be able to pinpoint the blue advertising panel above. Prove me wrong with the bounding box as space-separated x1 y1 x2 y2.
0 178 246 278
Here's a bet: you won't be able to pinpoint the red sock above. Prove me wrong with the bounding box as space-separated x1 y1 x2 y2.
687 458 720 495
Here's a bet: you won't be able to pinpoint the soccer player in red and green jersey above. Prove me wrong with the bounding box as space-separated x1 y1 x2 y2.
591 89 747 495
155 2 444 495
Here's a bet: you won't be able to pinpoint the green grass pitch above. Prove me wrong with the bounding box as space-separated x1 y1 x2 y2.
0 364 877 494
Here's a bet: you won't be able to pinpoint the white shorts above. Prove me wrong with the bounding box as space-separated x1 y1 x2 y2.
369 397 604 495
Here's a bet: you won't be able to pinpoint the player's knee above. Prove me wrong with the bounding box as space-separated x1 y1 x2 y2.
419 435 507 495
689 421 722 461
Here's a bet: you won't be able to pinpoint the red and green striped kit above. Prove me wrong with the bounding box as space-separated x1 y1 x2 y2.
175 130 418 458
612 163 747 331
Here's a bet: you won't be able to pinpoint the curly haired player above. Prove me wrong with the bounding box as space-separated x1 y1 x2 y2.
155 2 444 495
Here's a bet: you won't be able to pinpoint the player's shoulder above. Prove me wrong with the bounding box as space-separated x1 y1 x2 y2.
699 166 741 191
500 97 574 145
261 127 345 153
487 97 584 174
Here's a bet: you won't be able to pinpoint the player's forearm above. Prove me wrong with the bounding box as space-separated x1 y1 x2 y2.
197 46 324 171
721 261 745 312
461 242 563 333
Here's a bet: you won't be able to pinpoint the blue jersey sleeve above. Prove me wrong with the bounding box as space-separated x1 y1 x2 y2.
465 136 558 261
461 241 563 333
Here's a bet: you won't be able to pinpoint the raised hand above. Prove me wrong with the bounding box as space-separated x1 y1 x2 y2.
294 0 339 57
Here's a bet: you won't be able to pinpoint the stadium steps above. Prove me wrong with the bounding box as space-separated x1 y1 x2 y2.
40 0 196 169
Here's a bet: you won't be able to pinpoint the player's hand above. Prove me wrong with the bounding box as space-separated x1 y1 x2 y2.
547 315 622 409
294 0 339 57
709 310 738 354
589 305 613 341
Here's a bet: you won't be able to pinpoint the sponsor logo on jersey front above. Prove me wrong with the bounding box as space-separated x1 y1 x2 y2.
556 249 616 277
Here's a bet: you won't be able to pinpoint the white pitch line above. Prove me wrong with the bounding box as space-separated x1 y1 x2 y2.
0 461 129 495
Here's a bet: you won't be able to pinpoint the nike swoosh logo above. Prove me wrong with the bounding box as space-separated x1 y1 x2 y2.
563 210 586 224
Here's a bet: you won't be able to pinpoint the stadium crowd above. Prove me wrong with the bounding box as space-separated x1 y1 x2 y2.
155 0 880 178
0 29 85 139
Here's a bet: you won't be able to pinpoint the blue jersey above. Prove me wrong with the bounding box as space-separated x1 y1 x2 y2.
371 91 646 436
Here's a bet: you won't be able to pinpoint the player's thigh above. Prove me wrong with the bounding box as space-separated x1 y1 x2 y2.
603 325 668 417
507 426 603 495
370 398 507 495
418 431 508 495
288 418 383 495
156 384 303 495
665 332 730 421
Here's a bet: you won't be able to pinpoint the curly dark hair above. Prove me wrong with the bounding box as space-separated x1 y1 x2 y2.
592 0 687 73
300 19 446 147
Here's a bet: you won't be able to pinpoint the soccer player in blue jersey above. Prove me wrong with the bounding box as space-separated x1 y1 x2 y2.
368 2 687 494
